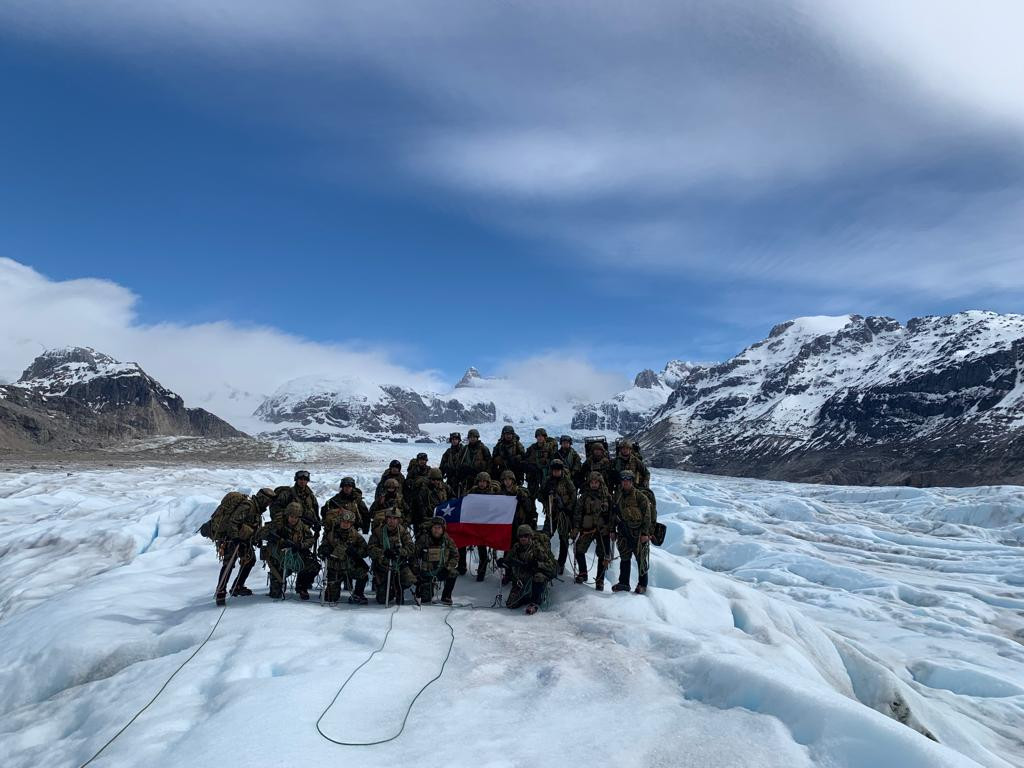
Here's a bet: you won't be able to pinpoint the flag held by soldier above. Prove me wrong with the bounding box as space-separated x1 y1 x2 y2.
434 494 517 551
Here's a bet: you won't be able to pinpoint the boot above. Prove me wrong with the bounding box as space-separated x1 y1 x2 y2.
634 585 647 595
231 586 253 597
524 603 539 616
297 588 310 601
574 572 587 584
215 592 226 606
231 559 255 595
441 576 455 606
457 547 468 576
613 559 631 592
595 577 605 592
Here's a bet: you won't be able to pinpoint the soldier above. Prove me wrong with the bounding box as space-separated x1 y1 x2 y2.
491 425 526 484
440 432 467 497
540 458 576 575
325 510 370 605
611 471 652 595
259 502 320 600
571 472 613 591
322 476 370 538
499 525 557 615
405 452 431 504
368 508 416 605
369 477 410 531
375 459 406 501
581 441 616 489
414 516 459 605
418 468 454 534
614 439 657 524
213 487 276 606
524 428 558 500
557 434 584 487
462 470 501 581
270 470 321 537
459 428 492 493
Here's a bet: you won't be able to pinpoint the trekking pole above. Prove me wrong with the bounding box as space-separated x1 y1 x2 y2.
385 560 393 610
214 541 241 600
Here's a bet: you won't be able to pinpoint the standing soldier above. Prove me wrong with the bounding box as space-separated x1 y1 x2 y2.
259 502 320 600
613 439 657 524
270 470 321 537
524 428 558 500
368 508 415 605
375 459 406 501
325 510 370 605
571 472 613 591
440 432 467 497
405 452 431 517
541 458 576 575
463 471 501 581
557 435 584 487
418 468 454 534
581 441 616 489
212 487 276 606
414 517 459 605
491 425 526 483
499 525 557 615
459 428 492 493
369 478 409 532
611 471 652 595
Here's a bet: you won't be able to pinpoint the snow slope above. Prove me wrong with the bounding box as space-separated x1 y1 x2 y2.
1 449 1022 767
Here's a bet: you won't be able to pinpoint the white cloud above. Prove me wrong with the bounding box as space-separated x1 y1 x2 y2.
498 354 629 406
0 258 445 427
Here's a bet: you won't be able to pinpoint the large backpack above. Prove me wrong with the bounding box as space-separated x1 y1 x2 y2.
201 491 249 540
584 435 609 461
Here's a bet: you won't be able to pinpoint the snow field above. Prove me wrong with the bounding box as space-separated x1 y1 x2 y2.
0 447 1022 767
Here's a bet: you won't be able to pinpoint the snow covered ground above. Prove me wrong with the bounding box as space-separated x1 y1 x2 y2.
1 443 1022 768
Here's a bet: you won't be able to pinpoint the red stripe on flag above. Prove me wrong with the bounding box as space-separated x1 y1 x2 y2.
447 522 512 551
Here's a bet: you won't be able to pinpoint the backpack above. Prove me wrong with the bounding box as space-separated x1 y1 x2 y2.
584 435 609 461
202 491 249 540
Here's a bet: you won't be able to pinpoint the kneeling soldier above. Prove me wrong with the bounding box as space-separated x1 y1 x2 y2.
500 524 557 615
259 502 320 600
612 471 652 595
325 510 370 605
368 508 415 605
414 517 459 605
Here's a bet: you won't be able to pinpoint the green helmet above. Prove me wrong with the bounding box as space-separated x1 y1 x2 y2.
339 477 355 488
285 501 303 518
588 472 603 485
255 487 275 504
384 478 400 491
620 470 635 482
476 471 491 483
430 516 446 529
559 434 572 444
517 524 533 538
535 427 547 437
501 425 515 435
550 458 564 470
428 467 443 480
467 428 480 438
294 470 311 481
620 439 634 449
385 508 402 519
500 469 515 482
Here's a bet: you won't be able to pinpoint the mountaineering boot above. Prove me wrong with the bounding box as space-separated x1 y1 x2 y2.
231 586 253 597
524 603 539 616
348 579 369 605
613 558 631 592
574 571 587 584
269 587 283 599
634 585 647 595
297 588 310 601
611 582 630 592
231 559 256 596
441 576 456 605
595 577 605 591
215 592 226 606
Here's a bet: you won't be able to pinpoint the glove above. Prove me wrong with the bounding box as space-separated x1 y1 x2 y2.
496 557 507 569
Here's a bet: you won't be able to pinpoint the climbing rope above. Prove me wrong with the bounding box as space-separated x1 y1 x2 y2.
77 604 228 768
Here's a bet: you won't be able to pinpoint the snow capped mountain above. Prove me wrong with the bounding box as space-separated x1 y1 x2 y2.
637 312 1024 486
572 361 701 434
0 347 242 450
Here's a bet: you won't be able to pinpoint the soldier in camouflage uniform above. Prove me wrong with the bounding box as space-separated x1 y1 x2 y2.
405 452 432 525
270 470 321 537
462 471 501 581
459 429 492 495
499 525 557 615
613 439 657 524
322 477 370 539
499 469 537 584
418 468 454 535
368 508 416 605
557 435 584 487
440 432 467 497
375 460 406 501
571 472 613 591
214 487 275 605
413 516 459 605
540 458 576 575
611 471 652 595
581 441 616 489
324 510 370 604
259 502 320 600
369 477 410 532
491 425 526 484
524 427 559 501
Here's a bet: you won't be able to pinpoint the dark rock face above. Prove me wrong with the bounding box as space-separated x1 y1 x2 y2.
633 369 660 389
382 386 496 424
637 313 1024 487
1 348 242 450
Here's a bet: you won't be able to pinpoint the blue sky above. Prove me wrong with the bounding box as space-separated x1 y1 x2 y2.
2 1 1023 393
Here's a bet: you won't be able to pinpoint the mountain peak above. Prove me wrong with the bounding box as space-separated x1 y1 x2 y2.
633 369 661 389
455 366 483 388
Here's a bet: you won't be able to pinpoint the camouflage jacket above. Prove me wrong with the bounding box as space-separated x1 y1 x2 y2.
574 486 612 532
501 482 537 529
270 484 320 530
524 438 559 485
368 524 415 566
259 516 315 553
405 463 431 499
581 455 615 490
419 480 455 523
614 488 652 537
413 530 459 577
223 496 265 542
467 480 502 496
542 474 576 515
613 453 650 489
440 445 467 488
369 492 411 529
557 446 584 483
322 488 370 543
375 471 406 501
328 525 370 570
507 533 557 583
491 437 526 480
460 442 492 479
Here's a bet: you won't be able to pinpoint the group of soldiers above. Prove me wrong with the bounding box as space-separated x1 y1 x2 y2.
206 428 658 616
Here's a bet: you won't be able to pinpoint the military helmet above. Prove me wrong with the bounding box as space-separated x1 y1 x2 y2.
389 459 402 469
559 434 572 444
339 510 357 524
428 467 443 480
535 427 547 437
517 524 533 538
294 470 311 481
384 478 400 490
550 458 565 470
467 428 480 438
620 470 635 482
285 501 303 518
385 507 402 519
588 471 603 485
339 476 355 488
430 516 446 529
256 487 276 501
449 431 461 441
620 439 634 449
416 452 428 460
500 469 515 482
476 471 491 483
501 425 515 435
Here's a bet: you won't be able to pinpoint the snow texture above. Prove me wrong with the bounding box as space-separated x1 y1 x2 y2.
1 442 1022 767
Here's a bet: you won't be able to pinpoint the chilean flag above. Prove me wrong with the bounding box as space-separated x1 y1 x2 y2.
435 495 517 551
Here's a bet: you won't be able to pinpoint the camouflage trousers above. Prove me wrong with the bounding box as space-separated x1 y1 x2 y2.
324 556 369 602
616 535 649 589
215 540 256 598
542 505 572 568
372 561 415 604
574 529 612 580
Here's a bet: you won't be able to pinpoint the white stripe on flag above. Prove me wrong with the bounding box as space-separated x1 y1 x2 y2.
459 494 518 525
